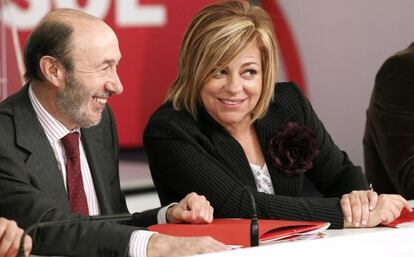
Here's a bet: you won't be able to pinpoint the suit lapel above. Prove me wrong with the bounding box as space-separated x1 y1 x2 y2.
14 85 69 210
81 119 113 214
199 107 256 188
199 94 304 195
13 86 117 213
255 103 290 155
255 103 303 195
210 131 257 188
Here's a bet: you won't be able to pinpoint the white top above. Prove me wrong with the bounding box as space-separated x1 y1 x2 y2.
249 163 275 194
28 85 165 257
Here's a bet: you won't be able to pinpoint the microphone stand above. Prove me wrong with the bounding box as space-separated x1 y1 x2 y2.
18 213 133 257
243 186 259 247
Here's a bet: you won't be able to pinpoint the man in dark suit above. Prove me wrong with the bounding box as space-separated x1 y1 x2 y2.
364 42 414 200
0 8 225 257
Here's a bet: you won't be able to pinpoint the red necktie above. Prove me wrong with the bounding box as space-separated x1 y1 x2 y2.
61 132 89 216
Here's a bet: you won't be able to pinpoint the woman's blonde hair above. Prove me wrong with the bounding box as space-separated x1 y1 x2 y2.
167 0 278 122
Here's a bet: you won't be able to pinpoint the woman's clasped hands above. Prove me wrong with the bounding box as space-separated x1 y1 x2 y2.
340 190 412 228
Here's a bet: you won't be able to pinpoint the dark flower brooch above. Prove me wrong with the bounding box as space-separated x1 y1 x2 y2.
268 121 320 175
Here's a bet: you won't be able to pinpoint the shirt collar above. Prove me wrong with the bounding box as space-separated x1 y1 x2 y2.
28 84 80 142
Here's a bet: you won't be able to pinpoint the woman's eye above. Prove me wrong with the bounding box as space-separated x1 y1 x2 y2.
212 69 227 78
242 69 257 79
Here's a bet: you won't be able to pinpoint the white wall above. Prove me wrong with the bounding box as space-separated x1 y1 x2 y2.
126 192 160 213
278 0 414 167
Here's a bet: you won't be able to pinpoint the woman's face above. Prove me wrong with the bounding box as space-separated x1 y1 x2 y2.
201 42 262 131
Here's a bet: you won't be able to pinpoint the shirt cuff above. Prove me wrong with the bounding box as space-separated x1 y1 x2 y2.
157 203 178 224
129 230 157 257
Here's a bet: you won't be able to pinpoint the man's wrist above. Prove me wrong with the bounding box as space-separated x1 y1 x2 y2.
129 230 157 257
147 233 172 257
157 203 178 224
166 203 178 223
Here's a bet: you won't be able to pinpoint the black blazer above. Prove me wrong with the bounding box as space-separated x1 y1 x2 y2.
0 85 160 257
364 42 414 200
144 82 369 229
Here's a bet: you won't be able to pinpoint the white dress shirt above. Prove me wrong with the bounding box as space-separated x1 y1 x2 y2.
249 163 275 194
29 85 169 257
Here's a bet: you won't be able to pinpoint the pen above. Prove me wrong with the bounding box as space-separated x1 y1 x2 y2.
369 183 374 211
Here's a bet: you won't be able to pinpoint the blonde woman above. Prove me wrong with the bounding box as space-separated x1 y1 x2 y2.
144 0 411 229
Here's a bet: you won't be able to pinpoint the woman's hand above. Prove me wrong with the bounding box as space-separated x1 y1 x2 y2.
366 194 412 227
341 190 378 227
342 193 412 228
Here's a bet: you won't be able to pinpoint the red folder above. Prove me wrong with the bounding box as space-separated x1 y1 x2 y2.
148 219 330 247
385 209 414 228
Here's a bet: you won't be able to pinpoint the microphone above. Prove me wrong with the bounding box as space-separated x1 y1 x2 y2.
243 186 259 247
18 213 133 257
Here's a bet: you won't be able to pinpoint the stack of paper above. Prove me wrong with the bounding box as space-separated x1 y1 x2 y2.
149 218 330 247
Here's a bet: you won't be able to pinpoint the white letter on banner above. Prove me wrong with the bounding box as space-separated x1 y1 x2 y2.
54 0 110 19
0 0 50 30
116 0 166 27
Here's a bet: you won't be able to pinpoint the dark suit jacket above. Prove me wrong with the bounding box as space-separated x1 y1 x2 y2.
364 42 414 200
144 82 369 229
0 85 160 257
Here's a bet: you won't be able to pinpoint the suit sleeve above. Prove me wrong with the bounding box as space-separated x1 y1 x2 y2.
365 54 414 199
144 86 367 229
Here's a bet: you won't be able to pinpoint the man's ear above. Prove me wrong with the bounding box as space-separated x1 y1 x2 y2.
39 56 65 87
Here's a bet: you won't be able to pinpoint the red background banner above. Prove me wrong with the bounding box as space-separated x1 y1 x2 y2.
1 0 306 148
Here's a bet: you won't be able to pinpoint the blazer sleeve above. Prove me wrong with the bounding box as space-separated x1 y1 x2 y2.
365 54 414 199
144 86 367 229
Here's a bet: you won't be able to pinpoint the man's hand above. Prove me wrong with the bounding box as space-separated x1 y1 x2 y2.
0 218 32 257
147 233 228 257
167 192 213 224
